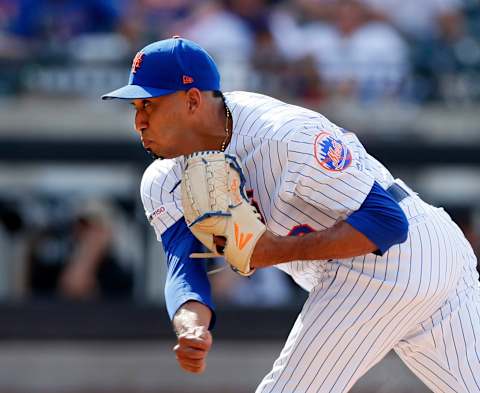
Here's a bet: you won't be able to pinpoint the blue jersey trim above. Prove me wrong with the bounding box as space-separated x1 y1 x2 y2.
161 218 216 329
346 181 409 255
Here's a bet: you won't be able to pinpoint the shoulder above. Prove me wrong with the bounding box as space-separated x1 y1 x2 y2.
225 91 338 143
282 114 345 146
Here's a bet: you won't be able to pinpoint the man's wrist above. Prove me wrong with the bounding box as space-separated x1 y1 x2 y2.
172 301 212 336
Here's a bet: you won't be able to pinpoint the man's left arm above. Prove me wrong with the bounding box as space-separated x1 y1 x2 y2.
251 180 409 267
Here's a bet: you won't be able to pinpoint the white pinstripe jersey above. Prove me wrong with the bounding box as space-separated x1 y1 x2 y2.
141 91 398 291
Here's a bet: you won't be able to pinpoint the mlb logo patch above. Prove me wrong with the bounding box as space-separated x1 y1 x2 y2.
148 205 167 223
314 131 352 172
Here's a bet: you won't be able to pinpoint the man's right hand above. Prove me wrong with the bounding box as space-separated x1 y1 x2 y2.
173 325 212 373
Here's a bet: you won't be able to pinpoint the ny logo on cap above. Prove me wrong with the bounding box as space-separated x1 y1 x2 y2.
131 51 144 74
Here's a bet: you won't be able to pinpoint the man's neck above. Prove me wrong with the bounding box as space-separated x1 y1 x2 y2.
195 98 230 152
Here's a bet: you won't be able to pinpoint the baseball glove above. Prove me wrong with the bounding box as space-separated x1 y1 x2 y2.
181 151 266 276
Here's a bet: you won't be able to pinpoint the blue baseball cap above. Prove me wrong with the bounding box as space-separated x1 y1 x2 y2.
102 37 220 100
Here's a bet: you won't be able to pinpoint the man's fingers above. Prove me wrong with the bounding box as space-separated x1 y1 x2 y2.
177 328 212 351
173 345 208 374
175 356 206 370
181 363 206 374
173 327 212 373
178 336 210 350
175 345 208 360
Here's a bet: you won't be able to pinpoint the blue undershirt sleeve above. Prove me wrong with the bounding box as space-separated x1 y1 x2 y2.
346 181 409 255
160 218 216 329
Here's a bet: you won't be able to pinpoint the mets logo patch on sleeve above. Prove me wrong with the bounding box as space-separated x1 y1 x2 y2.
314 131 352 172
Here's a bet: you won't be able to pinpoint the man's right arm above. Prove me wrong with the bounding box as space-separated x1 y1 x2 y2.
161 218 215 373
140 159 215 373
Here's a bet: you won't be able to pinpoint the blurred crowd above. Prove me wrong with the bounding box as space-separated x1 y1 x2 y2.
1 0 480 104
0 195 139 302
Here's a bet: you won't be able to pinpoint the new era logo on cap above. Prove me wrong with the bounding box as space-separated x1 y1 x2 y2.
101 37 220 100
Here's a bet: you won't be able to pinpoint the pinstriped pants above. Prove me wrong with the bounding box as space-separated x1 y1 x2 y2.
256 195 480 393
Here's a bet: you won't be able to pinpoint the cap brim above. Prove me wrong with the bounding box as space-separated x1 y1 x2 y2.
101 84 177 100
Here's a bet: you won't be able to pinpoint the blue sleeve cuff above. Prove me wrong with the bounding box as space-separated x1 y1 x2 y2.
346 181 409 255
161 218 216 329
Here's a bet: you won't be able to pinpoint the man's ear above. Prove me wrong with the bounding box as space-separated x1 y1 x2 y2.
185 88 202 113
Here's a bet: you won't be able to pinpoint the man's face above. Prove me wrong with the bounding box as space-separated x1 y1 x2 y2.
131 92 190 159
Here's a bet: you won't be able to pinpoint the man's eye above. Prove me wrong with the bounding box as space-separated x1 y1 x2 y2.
143 101 151 109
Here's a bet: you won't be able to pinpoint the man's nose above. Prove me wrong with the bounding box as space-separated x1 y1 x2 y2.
135 111 148 133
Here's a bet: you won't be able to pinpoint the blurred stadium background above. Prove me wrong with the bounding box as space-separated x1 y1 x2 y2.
0 0 479 392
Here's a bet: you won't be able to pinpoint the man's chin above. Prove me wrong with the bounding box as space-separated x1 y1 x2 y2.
145 149 164 160
146 147 188 160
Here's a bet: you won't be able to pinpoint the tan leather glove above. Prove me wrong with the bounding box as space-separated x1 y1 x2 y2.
181 151 266 276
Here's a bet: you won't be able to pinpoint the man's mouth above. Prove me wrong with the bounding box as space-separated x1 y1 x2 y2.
141 140 163 160
141 138 152 148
